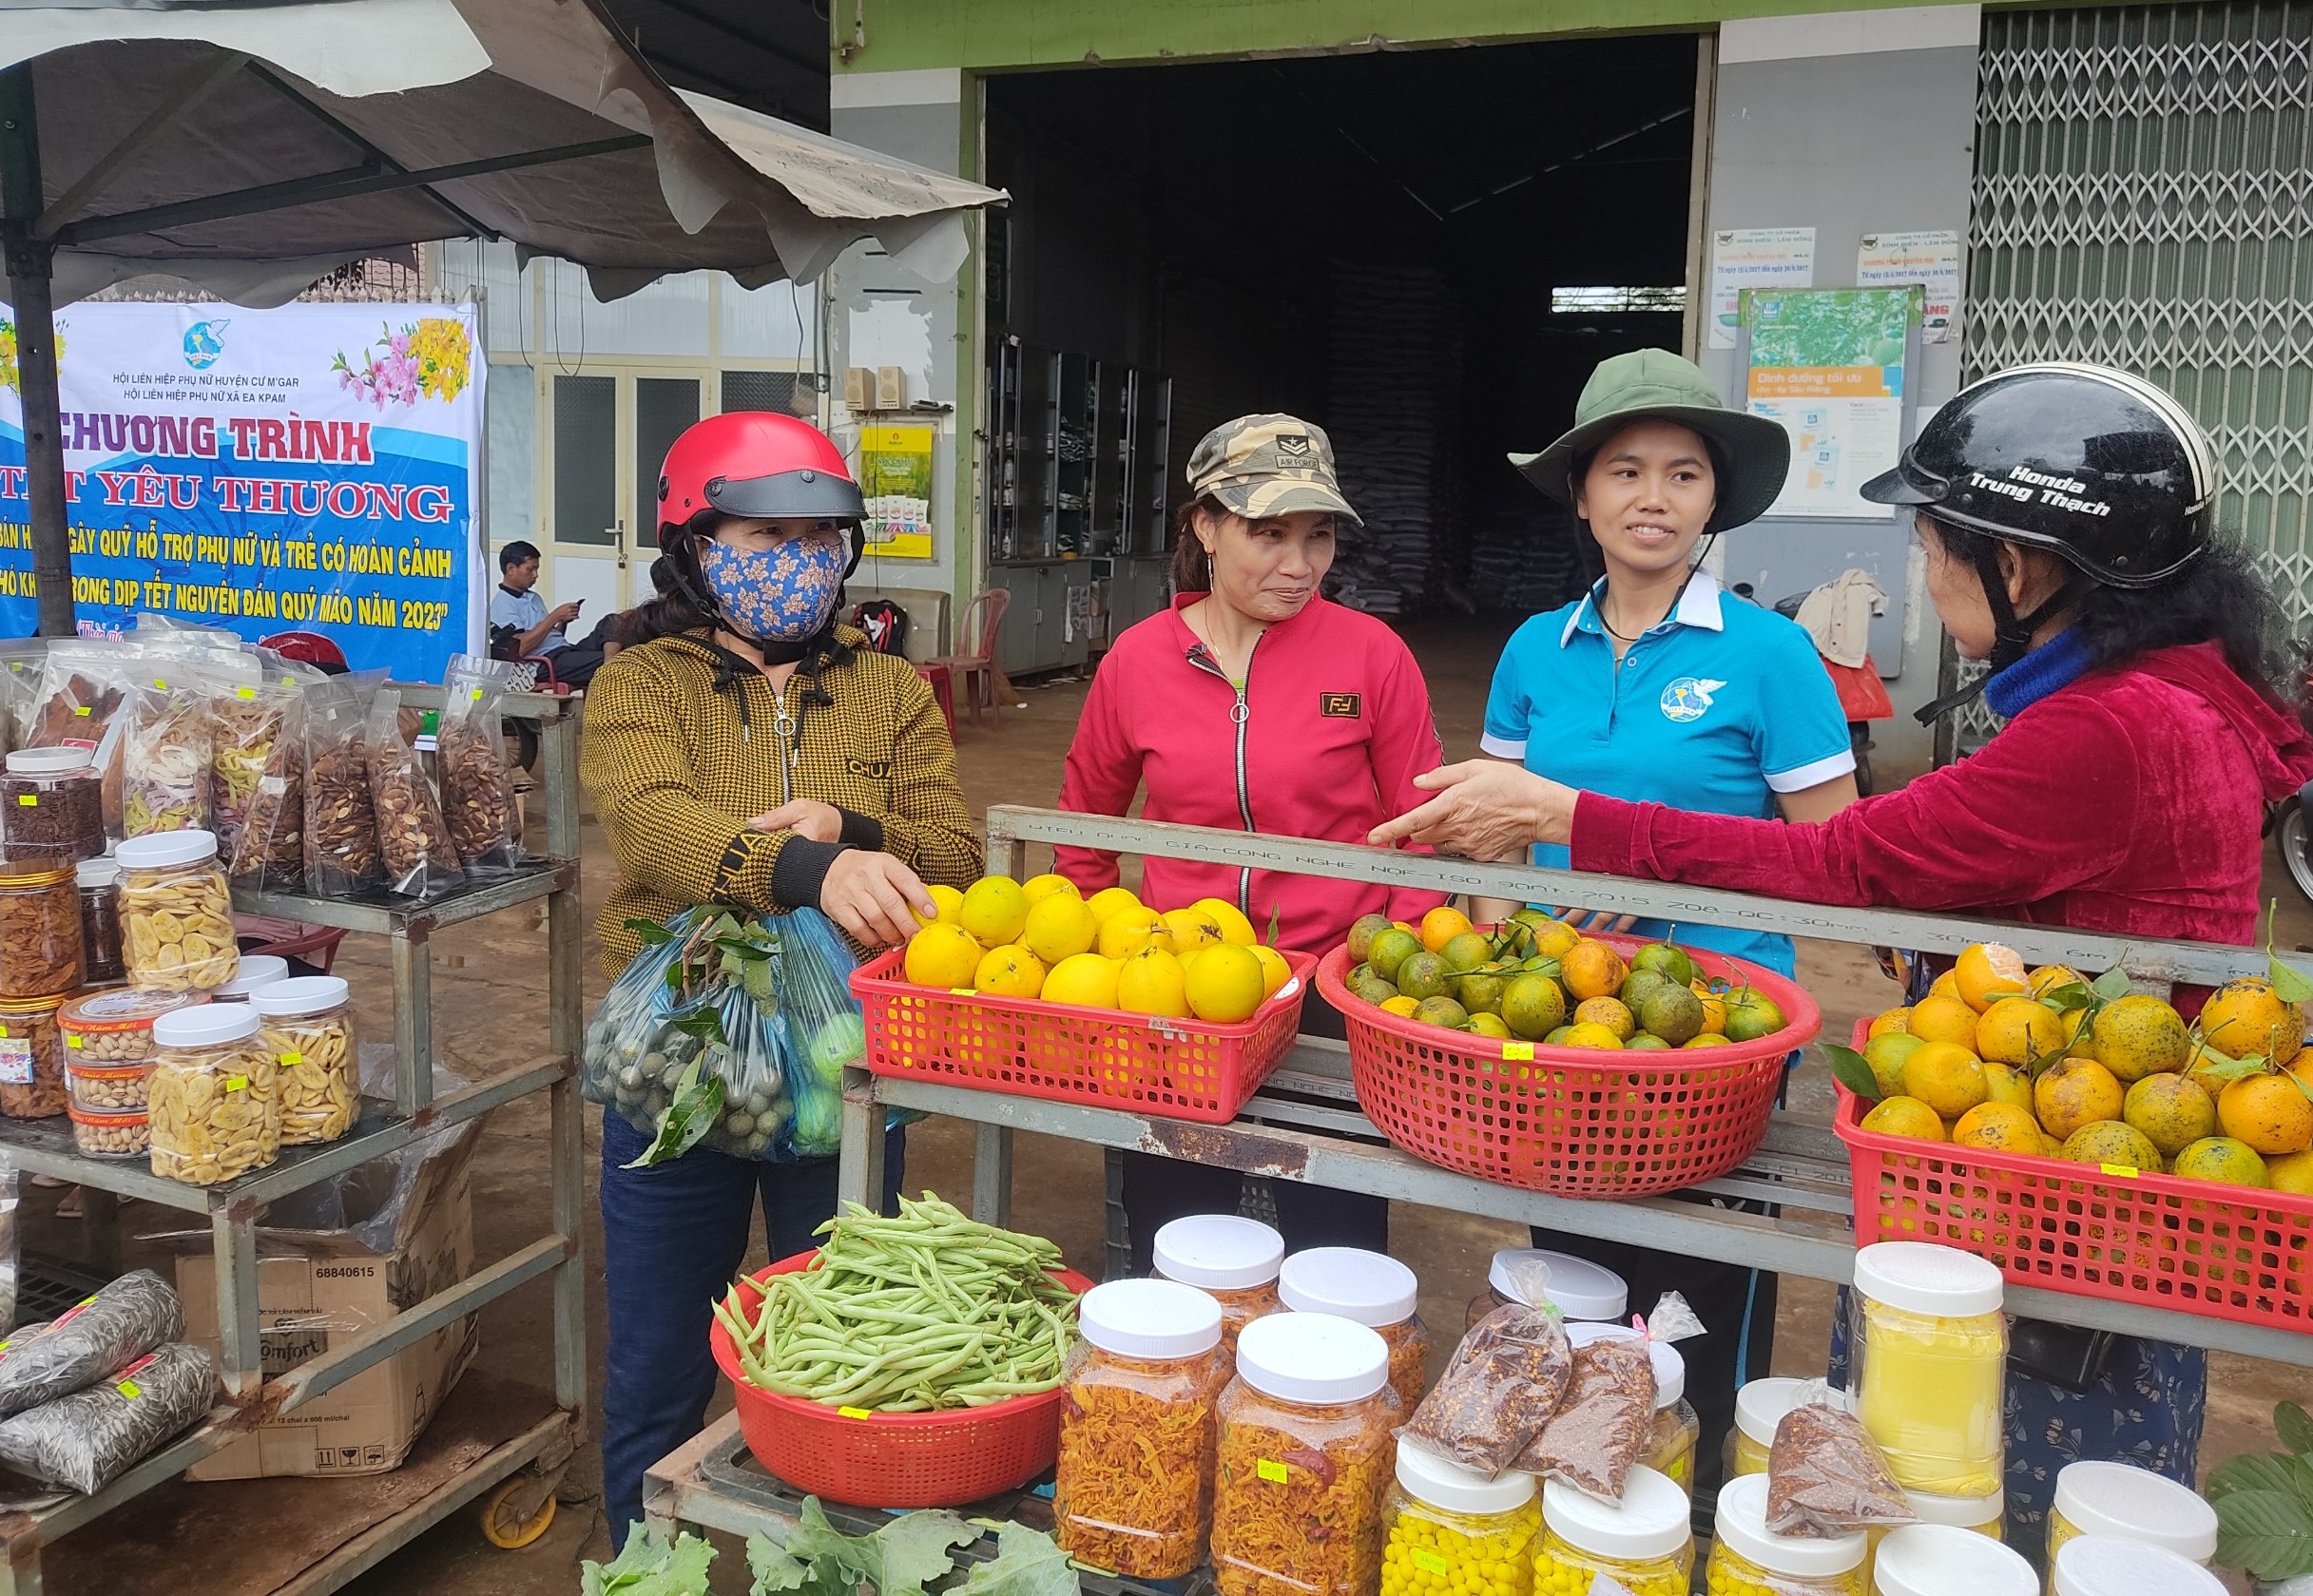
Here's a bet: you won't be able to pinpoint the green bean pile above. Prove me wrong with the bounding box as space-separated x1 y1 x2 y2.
715 1195 1080 1412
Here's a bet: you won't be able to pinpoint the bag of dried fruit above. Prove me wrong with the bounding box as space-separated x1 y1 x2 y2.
365 686 464 899
436 654 527 874
302 671 386 896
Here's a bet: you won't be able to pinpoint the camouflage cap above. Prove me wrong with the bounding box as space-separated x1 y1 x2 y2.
1185 414 1363 526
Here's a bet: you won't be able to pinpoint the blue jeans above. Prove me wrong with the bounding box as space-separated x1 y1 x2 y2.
598 1108 904 1545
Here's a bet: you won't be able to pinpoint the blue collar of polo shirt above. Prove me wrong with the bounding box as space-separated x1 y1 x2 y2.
1559 567 1726 647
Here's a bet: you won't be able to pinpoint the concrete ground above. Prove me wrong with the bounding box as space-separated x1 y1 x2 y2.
35 615 2303 1592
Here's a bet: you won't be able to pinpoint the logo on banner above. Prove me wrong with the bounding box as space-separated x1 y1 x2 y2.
182 320 229 370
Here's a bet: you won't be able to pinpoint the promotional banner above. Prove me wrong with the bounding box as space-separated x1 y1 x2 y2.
858 423 935 559
0 300 484 679
1742 286 1920 519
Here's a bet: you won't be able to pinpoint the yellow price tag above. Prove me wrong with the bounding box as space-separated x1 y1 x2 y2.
65 1035 80 1049
72 705 88 717
950 988 976 997
1414 1552 1450 1577
116 1379 141 1400
280 1050 303 1066
13 795 31 807
237 686 258 700
471 687 485 702
838 1406 873 1420
225 1076 247 1092
1255 1459 1289 1484
1503 1042 1534 1061
2101 1163 2140 1179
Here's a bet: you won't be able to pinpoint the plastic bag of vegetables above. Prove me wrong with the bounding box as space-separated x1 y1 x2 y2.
581 906 798 1165
763 908 867 1158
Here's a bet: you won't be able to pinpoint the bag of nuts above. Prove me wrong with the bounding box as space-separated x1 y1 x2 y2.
302 672 385 896
366 688 464 899
436 655 526 874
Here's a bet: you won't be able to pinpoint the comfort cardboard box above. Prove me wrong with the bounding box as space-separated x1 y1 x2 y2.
171 1129 481 1481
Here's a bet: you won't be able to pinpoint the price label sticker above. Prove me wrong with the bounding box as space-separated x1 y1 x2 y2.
471 687 485 702
115 1379 141 1400
2101 1163 2140 1179
225 1076 247 1092
1255 1459 1289 1484
1414 1552 1450 1577
72 706 88 718
13 795 32 807
280 1050 303 1066
0 1040 30 1085
65 1034 81 1049
950 988 976 997
1502 1042 1534 1061
838 1406 873 1420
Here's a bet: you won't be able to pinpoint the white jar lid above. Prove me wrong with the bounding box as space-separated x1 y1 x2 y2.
1279 1247 1417 1327
1873 1524 2036 1596
1543 1468 1689 1561
1905 1487 2006 1528
1712 1474 1864 1578
1852 1241 2004 1318
212 956 291 1000
1396 1440 1535 1514
1233 1312 1387 1404
74 857 119 889
1734 1377 1813 1446
1077 1279 1222 1360
2052 1536 2226 1596
152 1004 260 1048
1153 1215 1283 1291
2051 1462 2218 1562
251 974 350 1019
1490 1248 1627 1319
115 829 221 870
6 747 90 777
1565 1322 1683 1409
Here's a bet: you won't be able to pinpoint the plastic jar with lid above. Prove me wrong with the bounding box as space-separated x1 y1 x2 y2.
2046 1461 2217 1576
58 987 202 1069
1566 1323 1700 1499
0 748 105 866
1155 1215 1284 1356
76 857 124 984
253 976 358 1145
1730 1377 1821 1478
1872 1524 2034 1596
69 1106 149 1159
1865 1491 2008 1588
0 992 68 1117
1465 1249 1627 1330
1055 1279 1231 1578
1706 1473 1868 1596
148 1004 278 1185
1848 1242 2006 1497
1282 1247 1432 1410
209 954 289 1004
1535 1466 1690 1596
1383 1440 1539 1596
1211 1312 1400 1596
0 865 84 1000
2050 1535 2226 1596
117 831 239 994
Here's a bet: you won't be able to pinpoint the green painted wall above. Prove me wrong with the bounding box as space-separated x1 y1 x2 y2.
832 0 1936 73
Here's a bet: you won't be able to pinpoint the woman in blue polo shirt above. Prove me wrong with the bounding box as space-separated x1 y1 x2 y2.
1478 348 1858 1506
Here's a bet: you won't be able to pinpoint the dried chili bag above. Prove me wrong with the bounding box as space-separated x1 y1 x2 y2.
1398 1301 1571 1476
1515 1333 1655 1502
1765 1382 1916 1536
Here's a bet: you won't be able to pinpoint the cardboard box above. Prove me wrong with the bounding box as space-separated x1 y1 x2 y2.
173 1137 481 1481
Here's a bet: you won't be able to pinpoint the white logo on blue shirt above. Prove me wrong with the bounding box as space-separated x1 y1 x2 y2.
1660 678 1726 722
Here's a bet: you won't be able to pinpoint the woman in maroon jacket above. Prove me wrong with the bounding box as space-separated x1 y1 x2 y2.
1376 361 2313 1546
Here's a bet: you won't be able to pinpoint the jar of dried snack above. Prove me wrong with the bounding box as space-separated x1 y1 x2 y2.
117 830 240 994
1566 1324 1699 1499
1383 1441 1540 1596
76 856 124 984
0 992 68 1117
1849 1243 2006 1499
1535 1467 1691 1596
1155 1215 1283 1360
1465 1249 1627 1331
1730 1377 1814 1479
209 954 288 1004
68 1106 149 1159
1706 1474 1867 1596
1212 1313 1399 1596
1871 1524 2034 1596
148 1004 277 1185
0 864 83 999
1055 1279 1231 1579
0 748 105 866
253 975 357 1146
1281 1247 1431 1411
58 987 202 1069
67 1058 153 1112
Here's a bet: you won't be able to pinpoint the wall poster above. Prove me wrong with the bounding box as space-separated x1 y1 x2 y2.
1742 285 1921 519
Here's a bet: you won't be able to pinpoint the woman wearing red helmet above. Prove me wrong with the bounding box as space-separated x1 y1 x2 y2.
580 410 980 1545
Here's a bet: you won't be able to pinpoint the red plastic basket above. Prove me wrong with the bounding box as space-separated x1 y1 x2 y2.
1836 1020 2313 1332
1325 934 1820 1198
850 947 1315 1124
709 1251 1097 1507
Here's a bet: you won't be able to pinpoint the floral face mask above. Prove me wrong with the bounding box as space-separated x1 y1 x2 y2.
700 527 848 641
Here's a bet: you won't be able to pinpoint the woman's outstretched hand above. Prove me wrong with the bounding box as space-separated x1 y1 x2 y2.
1369 761 1581 857
820 850 936 948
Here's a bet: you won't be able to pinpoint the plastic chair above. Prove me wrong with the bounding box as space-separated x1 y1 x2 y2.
915 663 958 741
258 630 349 674
925 589 1013 724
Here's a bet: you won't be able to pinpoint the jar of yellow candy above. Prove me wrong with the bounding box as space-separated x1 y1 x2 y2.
1871 1524 2034 1596
2046 1462 2216 1583
1848 1242 2006 1498
1706 1474 1867 1596
1534 1467 1690 1596
1866 1485 2007 1578
1381 1440 1539 1596
1728 1377 1816 1479
2050 1535 2226 1596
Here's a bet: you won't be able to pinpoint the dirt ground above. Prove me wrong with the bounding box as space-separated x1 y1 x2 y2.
40 615 2303 1593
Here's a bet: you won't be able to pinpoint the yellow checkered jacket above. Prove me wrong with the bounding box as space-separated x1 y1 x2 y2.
580 625 981 975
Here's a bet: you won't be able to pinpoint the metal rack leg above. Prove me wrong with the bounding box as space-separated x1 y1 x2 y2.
392 928 435 1116
548 864 588 1417
0 1545 43 1595
838 1073 885 1214
213 1208 262 1402
972 1125 1013 1226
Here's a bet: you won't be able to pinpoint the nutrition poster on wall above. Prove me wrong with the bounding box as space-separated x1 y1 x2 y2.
0 299 484 677
1742 285 1921 519
857 423 935 559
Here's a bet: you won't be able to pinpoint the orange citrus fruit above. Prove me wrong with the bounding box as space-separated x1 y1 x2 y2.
2200 977 2306 1067
2059 1120 2166 1173
2123 1072 2218 1160
1572 996 1637 1042
1984 1061 2034 1110
902 923 982 988
1928 970 1962 1003
2035 1055 2126 1143
2172 1136 2270 1187
1976 996 2064 1066
2217 1072 2313 1156
1867 1007 1913 1040
2029 964 2085 999
1860 1096 1946 1141
959 876 1031 947
2090 994 2192 1083
1419 906 1475 953
1900 1041 1990 1120
1084 886 1144 927
1955 943 2031 1013
1908 995 1984 1048
1192 898 1261 947
1561 941 1629 1003
1561 1021 1626 1049
973 943 1047 999
1952 1102 2044 1154
1021 873 1080 906
1693 984 1729 1035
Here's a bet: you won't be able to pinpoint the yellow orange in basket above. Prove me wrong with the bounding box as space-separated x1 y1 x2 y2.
960 876 1030 947
2035 1055 2125 1143
1955 943 2030 1012
1250 945 1292 998
1976 996 2063 1067
1098 908 1173 961
903 923 982 988
2091 994 2192 1083
1900 1041 1989 1120
1162 906 1227 955
1419 906 1474 953
2201 977 2306 1067
1042 952 1121 1010
912 884 965 928
2218 1072 2313 1156
1907 995 1982 1049
1117 947 1190 1019
1195 898 1261 947
1561 941 1629 1003
1861 1096 1945 1141
1952 1101 2043 1154
1022 894 1100 965
973 944 1046 999
1085 887 1144 926
1021 873 1080 906
1867 1007 1912 1040
1186 945 1266 1024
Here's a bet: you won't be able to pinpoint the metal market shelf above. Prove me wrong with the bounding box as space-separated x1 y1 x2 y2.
0 685 588 1596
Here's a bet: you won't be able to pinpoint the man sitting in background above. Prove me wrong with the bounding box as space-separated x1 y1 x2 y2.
489 540 617 688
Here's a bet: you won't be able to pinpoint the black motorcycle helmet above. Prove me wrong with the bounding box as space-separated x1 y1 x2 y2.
1862 362 2219 719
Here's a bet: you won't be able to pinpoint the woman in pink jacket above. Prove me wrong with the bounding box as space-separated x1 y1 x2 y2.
1057 413 1447 1262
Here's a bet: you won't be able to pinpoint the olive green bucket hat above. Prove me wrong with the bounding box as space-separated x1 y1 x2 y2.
1510 348 1791 533
1186 414 1363 526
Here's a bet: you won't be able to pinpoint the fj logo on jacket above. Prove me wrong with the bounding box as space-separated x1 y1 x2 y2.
1320 692 1362 719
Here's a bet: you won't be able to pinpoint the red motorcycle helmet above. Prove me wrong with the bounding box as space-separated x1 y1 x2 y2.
656 412 865 546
